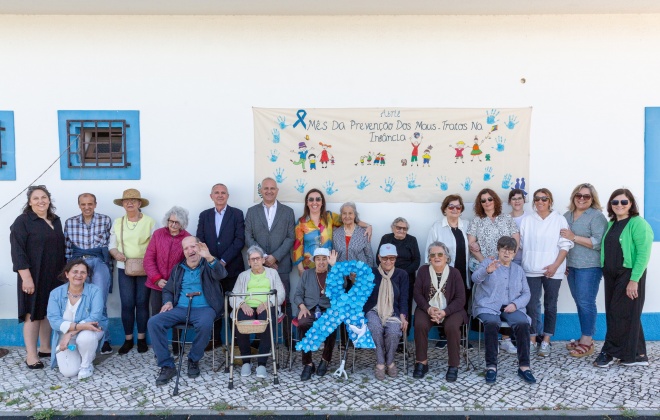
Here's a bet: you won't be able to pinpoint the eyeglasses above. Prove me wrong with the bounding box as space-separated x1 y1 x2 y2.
611 199 630 206
307 197 322 202
428 252 445 258
380 256 397 262
394 226 408 231
447 204 462 210
575 193 592 200
167 220 180 226
27 184 47 191
499 249 515 254
534 196 550 202
249 257 264 262
510 197 524 202
480 197 494 203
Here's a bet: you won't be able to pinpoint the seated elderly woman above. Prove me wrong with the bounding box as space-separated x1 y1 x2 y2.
293 248 341 381
363 244 409 380
472 236 536 384
413 241 468 381
47 259 107 379
230 245 285 379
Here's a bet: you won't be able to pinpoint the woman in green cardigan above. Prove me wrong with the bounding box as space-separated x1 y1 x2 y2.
594 189 653 368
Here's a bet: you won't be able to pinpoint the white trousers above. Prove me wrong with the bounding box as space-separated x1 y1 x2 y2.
56 330 104 377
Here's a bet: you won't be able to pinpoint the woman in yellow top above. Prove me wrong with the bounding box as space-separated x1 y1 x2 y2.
231 245 285 379
109 189 155 355
293 188 372 275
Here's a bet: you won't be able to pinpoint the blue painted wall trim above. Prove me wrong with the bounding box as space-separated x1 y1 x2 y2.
645 107 660 240
0 110 17 181
1 313 659 346
58 110 141 180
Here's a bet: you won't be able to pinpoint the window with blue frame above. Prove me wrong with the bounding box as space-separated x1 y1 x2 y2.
58 110 140 180
0 111 16 181
644 107 660 241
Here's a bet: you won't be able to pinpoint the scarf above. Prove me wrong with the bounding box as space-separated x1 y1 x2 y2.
376 266 396 326
429 264 449 312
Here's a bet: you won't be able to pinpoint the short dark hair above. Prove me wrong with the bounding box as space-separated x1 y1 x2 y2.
77 193 97 204
497 236 518 251
508 189 525 202
59 258 92 282
474 188 502 218
23 185 57 221
606 188 640 221
441 194 464 215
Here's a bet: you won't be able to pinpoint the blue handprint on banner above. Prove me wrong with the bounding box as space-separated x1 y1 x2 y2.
277 116 289 129
505 116 519 130
270 128 281 144
483 166 494 181
501 173 512 189
380 177 396 193
436 176 448 191
296 260 375 352
495 136 506 152
462 177 472 191
486 109 500 124
267 149 280 162
355 176 370 190
324 180 338 195
406 173 421 189
294 179 307 193
273 168 287 184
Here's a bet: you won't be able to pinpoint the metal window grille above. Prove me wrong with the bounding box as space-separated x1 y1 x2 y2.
67 120 130 168
0 125 5 168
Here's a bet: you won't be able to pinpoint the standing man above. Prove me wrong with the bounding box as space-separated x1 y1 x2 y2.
245 177 295 346
197 183 245 348
63 193 113 354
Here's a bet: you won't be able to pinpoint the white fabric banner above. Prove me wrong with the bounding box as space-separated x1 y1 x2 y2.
253 107 531 203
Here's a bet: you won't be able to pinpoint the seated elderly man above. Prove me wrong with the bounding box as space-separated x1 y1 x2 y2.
472 236 536 384
294 248 340 381
147 236 227 386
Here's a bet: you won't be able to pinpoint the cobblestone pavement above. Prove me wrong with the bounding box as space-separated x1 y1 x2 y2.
0 341 658 416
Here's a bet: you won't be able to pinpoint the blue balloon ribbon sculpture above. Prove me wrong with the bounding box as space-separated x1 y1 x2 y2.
295 260 376 352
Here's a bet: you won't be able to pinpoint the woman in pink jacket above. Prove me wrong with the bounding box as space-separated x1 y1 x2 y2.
144 206 192 315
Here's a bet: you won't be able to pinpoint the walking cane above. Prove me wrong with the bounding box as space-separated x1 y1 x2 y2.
173 291 200 396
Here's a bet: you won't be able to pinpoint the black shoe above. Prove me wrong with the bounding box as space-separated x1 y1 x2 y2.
100 341 113 355
485 368 497 384
435 339 447 349
620 355 649 367
316 360 328 377
517 368 536 384
155 366 177 385
396 343 404 353
38 351 51 358
118 339 134 355
205 340 222 352
446 366 458 382
137 338 148 353
300 364 315 381
412 362 429 379
593 351 614 368
172 344 180 356
187 359 200 378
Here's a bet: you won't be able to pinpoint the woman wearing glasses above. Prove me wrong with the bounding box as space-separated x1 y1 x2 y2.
293 189 371 275
519 188 573 357
143 206 192 316
467 189 520 353
593 189 653 368
559 184 607 358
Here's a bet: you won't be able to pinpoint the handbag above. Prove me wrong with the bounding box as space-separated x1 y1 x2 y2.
120 216 146 276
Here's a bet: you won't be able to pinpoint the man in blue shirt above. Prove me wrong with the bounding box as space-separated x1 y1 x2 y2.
147 236 227 385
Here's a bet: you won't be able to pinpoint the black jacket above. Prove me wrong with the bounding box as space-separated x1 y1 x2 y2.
163 258 227 315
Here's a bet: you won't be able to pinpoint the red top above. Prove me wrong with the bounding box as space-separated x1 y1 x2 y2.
143 227 191 290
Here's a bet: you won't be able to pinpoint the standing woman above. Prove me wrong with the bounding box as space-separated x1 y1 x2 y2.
10 185 66 369
109 189 155 354
519 188 573 357
560 184 607 358
332 202 375 266
594 189 653 367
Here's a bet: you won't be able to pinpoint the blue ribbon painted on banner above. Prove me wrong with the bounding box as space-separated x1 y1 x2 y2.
295 260 376 352
293 109 307 129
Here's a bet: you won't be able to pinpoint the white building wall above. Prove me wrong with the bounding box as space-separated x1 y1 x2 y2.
0 14 658 322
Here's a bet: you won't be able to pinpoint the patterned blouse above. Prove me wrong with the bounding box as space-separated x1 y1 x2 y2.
467 214 519 271
293 211 342 270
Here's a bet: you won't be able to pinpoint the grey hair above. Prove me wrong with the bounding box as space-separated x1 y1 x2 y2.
427 241 452 264
162 206 189 230
339 201 360 223
247 245 265 258
390 217 409 229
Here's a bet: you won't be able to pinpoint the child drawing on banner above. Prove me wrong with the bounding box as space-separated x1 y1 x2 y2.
374 153 381 165
470 135 484 162
355 155 367 166
450 141 466 163
513 177 528 196
366 152 373 165
422 145 433 167
410 132 422 167
375 152 386 166
318 142 332 168
330 155 335 165
290 141 312 173
308 154 317 170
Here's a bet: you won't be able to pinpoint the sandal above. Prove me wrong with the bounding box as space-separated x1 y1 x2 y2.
569 342 594 358
25 360 44 369
565 339 579 350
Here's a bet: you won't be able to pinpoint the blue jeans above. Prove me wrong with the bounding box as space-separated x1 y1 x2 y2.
567 267 602 337
526 276 561 336
83 257 111 342
478 311 531 369
148 306 216 368
118 269 151 335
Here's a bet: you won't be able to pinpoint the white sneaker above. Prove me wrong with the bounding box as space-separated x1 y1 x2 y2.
530 342 537 356
538 341 551 357
500 339 517 354
78 365 94 380
256 365 268 379
240 362 251 377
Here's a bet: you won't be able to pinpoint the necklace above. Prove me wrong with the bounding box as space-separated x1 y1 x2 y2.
67 290 83 299
125 214 142 230
316 271 326 295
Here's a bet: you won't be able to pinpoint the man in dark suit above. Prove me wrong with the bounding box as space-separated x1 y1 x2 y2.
196 183 245 348
245 177 296 345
